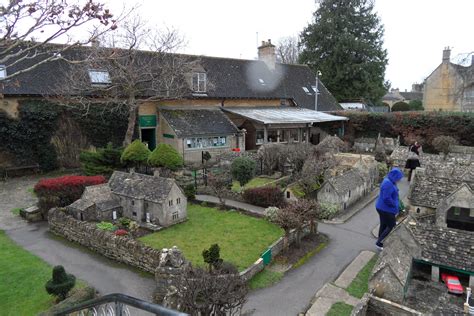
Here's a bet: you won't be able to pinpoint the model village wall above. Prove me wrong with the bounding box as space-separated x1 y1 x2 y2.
48 208 162 274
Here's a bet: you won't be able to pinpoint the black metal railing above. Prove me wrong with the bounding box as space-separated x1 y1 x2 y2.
55 293 188 316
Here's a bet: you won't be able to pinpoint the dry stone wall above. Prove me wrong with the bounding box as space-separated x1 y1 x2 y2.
48 208 162 274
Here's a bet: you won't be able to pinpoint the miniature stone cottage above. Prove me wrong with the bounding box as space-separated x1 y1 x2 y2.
68 171 187 228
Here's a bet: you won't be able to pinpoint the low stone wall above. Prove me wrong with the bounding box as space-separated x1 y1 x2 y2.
239 224 311 281
351 294 423 316
48 208 162 274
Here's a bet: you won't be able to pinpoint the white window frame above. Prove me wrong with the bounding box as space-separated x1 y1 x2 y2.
88 69 111 85
192 72 207 92
185 136 227 150
0 65 6 79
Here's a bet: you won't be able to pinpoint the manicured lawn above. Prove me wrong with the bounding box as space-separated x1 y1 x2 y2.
346 255 378 298
140 204 283 271
326 302 353 316
248 268 284 290
0 231 54 315
231 177 276 192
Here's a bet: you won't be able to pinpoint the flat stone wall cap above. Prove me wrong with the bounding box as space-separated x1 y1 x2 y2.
25 205 39 213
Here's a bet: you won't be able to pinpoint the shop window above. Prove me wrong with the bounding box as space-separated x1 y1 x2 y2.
267 130 278 143
186 136 227 149
256 130 265 144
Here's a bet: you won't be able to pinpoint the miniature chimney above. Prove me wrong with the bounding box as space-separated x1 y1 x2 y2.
442 47 451 63
258 39 276 69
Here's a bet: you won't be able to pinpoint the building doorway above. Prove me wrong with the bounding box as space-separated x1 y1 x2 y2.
141 128 156 150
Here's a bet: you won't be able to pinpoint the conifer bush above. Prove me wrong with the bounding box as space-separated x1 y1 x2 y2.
231 157 256 186
148 143 183 171
121 140 151 166
45 265 76 301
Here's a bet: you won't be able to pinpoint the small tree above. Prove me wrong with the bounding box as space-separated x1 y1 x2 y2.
432 135 458 158
120 140 151 167
408 99 424 111
231 157 256 186
391 101 410 112
207 173 232 209
148 143 183 171
270 207 300 250
202 244 223 272
45 265 76 301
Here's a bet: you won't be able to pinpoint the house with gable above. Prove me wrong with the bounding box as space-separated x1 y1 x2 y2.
68 171 187 228
0 39 346 166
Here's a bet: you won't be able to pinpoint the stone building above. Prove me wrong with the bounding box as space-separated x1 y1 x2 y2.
423 47 474 112
382 86 423 109
68 171 187 228
0 39 346 165
434 184 474 232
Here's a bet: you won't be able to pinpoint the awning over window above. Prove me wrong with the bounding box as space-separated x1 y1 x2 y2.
222 107 348 125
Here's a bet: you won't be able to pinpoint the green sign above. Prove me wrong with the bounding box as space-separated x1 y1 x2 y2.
139 115 157 127
163 133 175 139
261 248 272 266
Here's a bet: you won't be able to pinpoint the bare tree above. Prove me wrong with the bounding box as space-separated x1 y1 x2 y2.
0 0 116 80
207 172 232 209
275 36 301 64
297 152 335 197
56 15 197 145
176 266 247 316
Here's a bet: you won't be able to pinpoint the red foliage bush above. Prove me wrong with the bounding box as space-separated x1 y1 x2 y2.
114 229 128 236
242 186 285 208
34 175 106 213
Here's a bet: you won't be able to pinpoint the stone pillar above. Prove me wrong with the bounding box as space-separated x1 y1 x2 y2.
469 275 474 288
431 266 440 282
263 126 268 144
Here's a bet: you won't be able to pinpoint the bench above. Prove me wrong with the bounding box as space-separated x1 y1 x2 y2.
0 163 40 181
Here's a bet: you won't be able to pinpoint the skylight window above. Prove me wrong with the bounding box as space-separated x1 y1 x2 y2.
302 86 312 95
312 86 320 94
258 78 266 85
0 65 6 79
88 69 111 85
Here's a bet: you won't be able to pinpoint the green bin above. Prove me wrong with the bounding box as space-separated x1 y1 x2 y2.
261 249 272 266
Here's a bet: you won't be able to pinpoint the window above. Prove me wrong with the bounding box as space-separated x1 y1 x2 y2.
88 69 111 85
169 200 173 207
416 208 421 214
185 136 227 149
132 211 137 217
286 191 291 199
302 86 312 95
279 130 288 143
172 212 179 221
267 130 278 143
258 78 266 85
256 130 265 144
348 190 351 198
343 203 347 210
0 65 6 79
177 198 181 204
131 200 134 206
454 207 461 216
311 86 319 94
192 72 207 92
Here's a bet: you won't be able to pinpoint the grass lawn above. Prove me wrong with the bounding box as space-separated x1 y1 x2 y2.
0 231 55 315
248 268 284 290
346 255 378 298
140 204 283 271
231 177 276 193
326 302 353 316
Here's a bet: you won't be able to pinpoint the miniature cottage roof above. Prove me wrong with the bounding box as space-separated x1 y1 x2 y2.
326 170 365 195
69 184 120 212
160 108 239 137
108 171 175 203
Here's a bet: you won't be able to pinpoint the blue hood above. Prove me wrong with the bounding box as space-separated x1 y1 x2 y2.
387 168 404 183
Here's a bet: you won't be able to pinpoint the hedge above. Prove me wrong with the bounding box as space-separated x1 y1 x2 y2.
34 175 106 213
325 111 474 152
242 186 285 208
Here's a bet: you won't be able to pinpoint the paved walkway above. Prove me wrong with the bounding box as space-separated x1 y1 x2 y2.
243 179 410 316
195 194 266 216
0 176 156 302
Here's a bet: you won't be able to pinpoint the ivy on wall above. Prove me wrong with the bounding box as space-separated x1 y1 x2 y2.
0 99 128 171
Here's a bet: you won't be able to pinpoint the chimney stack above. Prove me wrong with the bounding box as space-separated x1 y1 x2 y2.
442 47 451 63
258 39 276 69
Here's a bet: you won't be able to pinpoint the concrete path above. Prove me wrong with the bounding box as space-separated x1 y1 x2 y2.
195 194 266 216
334 251 375 289
305 283 360 316
243 179 410 316
0 176 156 302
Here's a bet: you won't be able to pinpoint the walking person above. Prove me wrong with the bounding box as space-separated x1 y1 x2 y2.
375 168 404 250
405 141 421 181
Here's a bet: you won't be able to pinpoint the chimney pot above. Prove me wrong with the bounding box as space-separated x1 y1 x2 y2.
442 47 451 63
258 38 276 69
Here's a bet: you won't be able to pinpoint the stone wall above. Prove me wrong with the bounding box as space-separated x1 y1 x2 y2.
351 294 423 316
48 208 162 274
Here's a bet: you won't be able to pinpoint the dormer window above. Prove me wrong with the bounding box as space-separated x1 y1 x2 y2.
0 65 6 79
302 86 312 95
192 72 207 92
88 69 111 85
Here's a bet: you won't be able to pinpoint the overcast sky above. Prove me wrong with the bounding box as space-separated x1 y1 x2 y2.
103 0 473 92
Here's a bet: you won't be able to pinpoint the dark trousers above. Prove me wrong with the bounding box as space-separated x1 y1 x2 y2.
376 209 396 246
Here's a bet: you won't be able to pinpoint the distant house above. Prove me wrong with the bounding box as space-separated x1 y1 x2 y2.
382 86 423 109
68 171 187 228
318 169 369 211
423 48 474 112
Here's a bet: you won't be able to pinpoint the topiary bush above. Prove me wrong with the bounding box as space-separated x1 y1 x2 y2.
148 143 183 171
231 157 256 186
391 101 410 112
121 140 151 167
243 186 285 208
34 175 106 214
45 265 76 301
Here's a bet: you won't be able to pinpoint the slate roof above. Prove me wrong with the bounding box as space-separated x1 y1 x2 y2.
0 43 342 111
108 171 175 203
222 107 347 125
69 184 120 212
410 223 474 273
160 108 239 137
408 172 474 208
400 91 423 101
327 170 365 195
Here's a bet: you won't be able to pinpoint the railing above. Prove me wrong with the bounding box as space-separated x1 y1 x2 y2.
55 293 188 316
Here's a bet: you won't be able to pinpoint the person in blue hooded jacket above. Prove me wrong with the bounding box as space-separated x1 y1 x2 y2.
375 167 404 250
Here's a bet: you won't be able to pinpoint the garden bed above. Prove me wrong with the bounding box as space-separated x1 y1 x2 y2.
274 233 328 268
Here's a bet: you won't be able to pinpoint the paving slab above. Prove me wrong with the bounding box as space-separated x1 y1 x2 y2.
305 283 359 316
334 250 376 289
